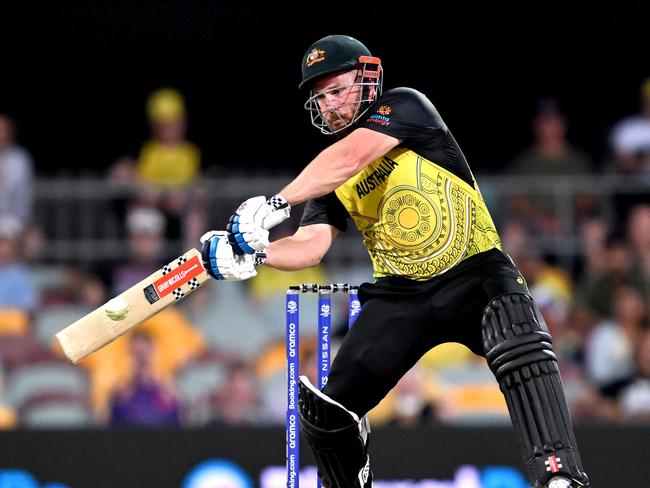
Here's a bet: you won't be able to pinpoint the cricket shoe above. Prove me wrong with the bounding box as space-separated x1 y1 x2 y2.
545 476 587 488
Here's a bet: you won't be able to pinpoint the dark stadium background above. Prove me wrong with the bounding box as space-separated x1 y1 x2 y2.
2 2 649 175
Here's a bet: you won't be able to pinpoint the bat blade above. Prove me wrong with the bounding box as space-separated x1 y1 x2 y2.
55 248 209 364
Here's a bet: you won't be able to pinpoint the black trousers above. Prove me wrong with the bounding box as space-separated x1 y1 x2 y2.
322 248 529 417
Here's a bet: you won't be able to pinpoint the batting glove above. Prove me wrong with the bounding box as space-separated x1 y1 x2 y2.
200 230 259 281
227 195 291 255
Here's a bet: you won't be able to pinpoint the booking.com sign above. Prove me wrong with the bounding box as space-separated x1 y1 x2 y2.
0 470 68 488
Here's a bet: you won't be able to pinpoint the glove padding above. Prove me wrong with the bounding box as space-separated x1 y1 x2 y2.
200 230 258 281
227 195 291 255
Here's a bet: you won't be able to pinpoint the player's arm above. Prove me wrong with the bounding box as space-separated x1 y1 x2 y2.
225 128 398 255
279 128 400 205
264 224 339 271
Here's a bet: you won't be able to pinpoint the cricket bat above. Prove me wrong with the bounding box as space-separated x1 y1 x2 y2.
56 204 290 364
56 248 209 364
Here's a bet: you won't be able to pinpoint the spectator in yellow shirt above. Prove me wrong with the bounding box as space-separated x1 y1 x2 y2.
137 88 201 188
109 87 205 246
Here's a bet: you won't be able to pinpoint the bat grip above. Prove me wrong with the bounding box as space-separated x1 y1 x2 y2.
262 206 291 230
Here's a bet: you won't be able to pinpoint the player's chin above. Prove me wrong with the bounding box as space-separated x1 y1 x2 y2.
326 119 348 131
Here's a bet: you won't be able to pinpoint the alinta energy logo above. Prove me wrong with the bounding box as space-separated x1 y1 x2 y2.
367 111 390 127
306 48 326 67
378 105 391 116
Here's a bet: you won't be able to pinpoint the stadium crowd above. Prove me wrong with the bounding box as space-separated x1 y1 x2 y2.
0 79 648 429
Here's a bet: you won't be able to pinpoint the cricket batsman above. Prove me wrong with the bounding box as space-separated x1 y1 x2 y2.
200 34 590 488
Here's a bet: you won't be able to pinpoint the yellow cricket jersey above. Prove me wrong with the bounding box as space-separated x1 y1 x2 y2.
300 87 501 281
137 139 201 188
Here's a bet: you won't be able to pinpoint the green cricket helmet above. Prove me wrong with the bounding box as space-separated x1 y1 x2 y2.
300 35 383 135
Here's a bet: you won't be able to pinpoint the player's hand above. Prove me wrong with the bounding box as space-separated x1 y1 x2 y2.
226 195 291 255
200 230 259 281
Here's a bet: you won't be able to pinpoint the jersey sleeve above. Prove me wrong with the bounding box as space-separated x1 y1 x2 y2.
299 192 348 232
359 87 475 186
359 87 445 141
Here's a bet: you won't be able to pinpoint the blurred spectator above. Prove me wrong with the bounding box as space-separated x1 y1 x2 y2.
577 216 609 279
510 98 594 176
584 284 647 397
0 115 34 224
208 362 261 425
249 263 328 306
507 99 595 236
385 363 437 426
40 266 106 308
618 327 650 422
370 344 500 426
0 365 17 429
108 330 181 426
502 224 572 331
108 87 204 245
100 206 169 295
567 218 613 344
138 88 201 188
417 344 508 425
609 76 650 176
626 204 650 288
0 215 38 313
574 205 650 325
116 205 167 293
82 307 204 419
517 247 573 332
607 77 650 218
574 234 641 321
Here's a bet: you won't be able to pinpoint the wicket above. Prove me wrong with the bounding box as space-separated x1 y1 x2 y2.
285 283 361 488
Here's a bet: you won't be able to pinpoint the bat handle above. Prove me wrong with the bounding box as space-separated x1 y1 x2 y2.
261 207 291 230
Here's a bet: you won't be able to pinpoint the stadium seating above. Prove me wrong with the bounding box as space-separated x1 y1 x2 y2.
4 358 90 413
20 391 93 428
32 304 91 350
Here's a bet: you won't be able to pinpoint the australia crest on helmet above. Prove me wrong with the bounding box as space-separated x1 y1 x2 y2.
306 48 326 67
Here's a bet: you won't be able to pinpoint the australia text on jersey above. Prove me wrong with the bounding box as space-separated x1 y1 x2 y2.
356 157 399 198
